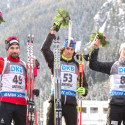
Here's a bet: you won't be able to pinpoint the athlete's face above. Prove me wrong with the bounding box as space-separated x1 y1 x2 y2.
120 48 125 58
63 47 75 58
7 45 20 59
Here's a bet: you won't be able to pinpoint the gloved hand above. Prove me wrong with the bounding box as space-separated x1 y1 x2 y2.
75 54 89 61
76 54 83 60
35 59 40 69
77 87 85 95
52 22 61 32
83 55 90 61
33 89 39 97
33 56 40 69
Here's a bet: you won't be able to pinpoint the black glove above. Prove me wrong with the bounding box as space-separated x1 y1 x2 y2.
83 55 90 61
52 23 61 32
83 88 88 96
33 89 39 97
35 59 40 69
76 54 83 60
76 54 90 61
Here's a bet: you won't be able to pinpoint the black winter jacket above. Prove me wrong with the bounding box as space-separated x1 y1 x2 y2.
89 49 125 105
41 33 88 106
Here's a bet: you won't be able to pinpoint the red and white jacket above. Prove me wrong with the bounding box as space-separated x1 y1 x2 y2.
0 56 37 106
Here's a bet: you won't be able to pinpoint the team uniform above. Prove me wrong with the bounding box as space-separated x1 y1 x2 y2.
89 49 125 125
41 33 88 125
0 36 39 125
0 56 27 125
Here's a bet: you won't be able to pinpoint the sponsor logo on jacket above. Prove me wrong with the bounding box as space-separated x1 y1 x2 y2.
61 65 75 72
10 65 23 74
119 67 125 74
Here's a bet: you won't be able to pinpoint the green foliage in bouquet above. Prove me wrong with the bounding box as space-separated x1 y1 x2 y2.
0 18 5 24
50 9 70 31
0 12 5 24
90 31 109 47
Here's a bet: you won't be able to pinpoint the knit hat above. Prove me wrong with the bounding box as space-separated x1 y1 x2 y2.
63 39 76 50
5 36 20 50
119 43 125 54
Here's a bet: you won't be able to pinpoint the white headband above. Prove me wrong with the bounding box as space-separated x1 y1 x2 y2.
9 40 19 44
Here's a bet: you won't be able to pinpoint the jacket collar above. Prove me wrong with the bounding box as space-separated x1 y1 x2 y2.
7 56 20 62
61 54 74 62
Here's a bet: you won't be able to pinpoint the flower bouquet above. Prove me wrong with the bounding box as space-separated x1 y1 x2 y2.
83 31 109 57
0 12 5 24
50 9 70 31
90 31 109 47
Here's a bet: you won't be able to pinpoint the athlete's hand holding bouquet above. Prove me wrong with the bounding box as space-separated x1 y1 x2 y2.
83 31 109 60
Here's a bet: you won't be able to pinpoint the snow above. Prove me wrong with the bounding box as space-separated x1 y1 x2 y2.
99 20 107 33
117 0 122 3
7 3 10 8
94 0 125 38
75 41 81 53
94 14 99 21
7 0 10 8
119 8 124 15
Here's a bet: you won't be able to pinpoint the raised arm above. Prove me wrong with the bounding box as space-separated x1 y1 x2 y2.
41 31 56 71
89 39 114 75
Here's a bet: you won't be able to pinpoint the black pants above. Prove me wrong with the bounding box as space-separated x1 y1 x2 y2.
0 102 26 125
46 102 77 125
106 104 125 125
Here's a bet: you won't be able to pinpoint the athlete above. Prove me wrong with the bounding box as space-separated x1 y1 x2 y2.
41 30 88 125
0 36 39 125
89 39 125 125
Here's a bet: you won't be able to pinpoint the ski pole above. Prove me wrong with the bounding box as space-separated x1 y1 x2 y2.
77 53 84 125
27 34 31 99
80 54 84 125
53 37 62 125
68 20 72 46
26 34 38 125
27 34 31 125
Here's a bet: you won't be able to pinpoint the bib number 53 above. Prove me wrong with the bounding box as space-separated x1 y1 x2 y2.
63 73 72 82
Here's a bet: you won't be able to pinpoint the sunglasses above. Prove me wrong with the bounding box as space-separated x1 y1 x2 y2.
65 39 76 44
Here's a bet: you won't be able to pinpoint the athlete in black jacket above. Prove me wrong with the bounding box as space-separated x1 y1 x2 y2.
41 30 88 125
89 39 125 125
